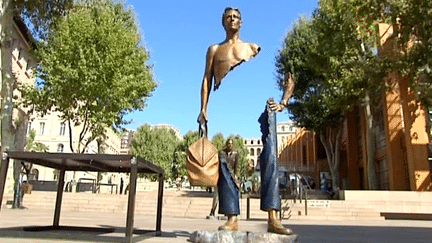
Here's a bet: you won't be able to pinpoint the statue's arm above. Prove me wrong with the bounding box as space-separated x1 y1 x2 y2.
280 73 295 106
268 74 295 112
198 45 217 123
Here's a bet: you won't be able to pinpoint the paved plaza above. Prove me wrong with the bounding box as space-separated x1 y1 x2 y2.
1 208 432 242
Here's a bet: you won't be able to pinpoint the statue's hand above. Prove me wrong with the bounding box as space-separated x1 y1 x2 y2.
197 111 208 138
197 111 207 124
268 99 285 112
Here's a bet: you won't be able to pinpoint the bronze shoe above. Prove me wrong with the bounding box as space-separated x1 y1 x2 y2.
218 215 238 231
268 220 293 235
267 210 293 235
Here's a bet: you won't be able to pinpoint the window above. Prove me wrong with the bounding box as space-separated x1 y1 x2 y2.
257 148 261 155
257 140 260 145
39 122 45 135
59 122 66 136
282 126 285 132
57 144 64 153
250 148 254 156
251 140 254 145
121 140 129 149
18 47 23 59
374 107 386 150
27 122 32 135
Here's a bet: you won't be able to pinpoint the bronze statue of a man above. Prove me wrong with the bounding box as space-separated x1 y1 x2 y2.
197 7 260 137
195 7 294 235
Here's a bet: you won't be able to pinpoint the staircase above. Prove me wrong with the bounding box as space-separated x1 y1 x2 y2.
3 190 431 222
282 199 385 221
1 190 216 218
243 197 384 221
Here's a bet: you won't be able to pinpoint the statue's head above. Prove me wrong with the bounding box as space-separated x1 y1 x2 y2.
222 7 241 30
226 138 234 152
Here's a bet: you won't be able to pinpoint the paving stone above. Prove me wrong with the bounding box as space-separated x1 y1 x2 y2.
189 230 298 243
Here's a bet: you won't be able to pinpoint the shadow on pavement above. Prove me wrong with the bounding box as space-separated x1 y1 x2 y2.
0 225 184 243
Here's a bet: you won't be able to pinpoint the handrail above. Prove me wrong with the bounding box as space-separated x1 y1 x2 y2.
299 183 308 215
289 173 309 216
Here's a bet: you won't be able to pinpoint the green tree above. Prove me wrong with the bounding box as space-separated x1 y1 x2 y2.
21 0 156 153
211 132 226 151
25 129 48 152
130 124 180 180
275 16 346 192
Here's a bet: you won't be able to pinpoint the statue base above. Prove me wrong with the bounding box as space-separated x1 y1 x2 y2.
189 230 298 243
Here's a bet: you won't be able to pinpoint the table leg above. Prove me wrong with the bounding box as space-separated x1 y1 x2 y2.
53 168 66 227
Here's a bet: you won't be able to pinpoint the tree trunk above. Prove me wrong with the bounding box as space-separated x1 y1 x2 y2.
68 120 74 152
364 92 378 189
1 0 15 155
319 126 343 194
1 0 21 207
13 109 29 208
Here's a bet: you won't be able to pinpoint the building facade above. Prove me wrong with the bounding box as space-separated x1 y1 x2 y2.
244 138 263 168
244 121 299 169
29 110 122 185
276 121 299 153
120 129 135 154
2 17 38 193
120 124 183 155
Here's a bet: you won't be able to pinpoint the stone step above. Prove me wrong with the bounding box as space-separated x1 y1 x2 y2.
0 191 397 221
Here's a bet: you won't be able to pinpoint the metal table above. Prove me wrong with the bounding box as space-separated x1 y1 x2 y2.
0 152 164 242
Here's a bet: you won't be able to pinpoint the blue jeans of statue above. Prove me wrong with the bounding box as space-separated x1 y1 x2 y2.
217 155 240 215
258 103 281 211
217 102 280 215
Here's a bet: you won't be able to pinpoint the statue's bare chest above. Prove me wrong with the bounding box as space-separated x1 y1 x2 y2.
212 42 259 89
213 43 250 66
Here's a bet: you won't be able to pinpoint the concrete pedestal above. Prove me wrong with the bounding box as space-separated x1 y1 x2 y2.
190 230 298 243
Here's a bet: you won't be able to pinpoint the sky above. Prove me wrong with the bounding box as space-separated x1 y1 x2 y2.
123 0 318 139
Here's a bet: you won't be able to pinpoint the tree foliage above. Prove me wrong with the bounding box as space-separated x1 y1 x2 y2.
25 129 48 152
211 132 226 151
130 124 180 180
382 0 432 107
275 16 346 192
21 0 156 153
275 16 343 134
19 0 73 40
